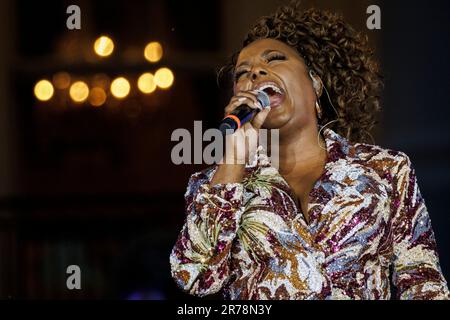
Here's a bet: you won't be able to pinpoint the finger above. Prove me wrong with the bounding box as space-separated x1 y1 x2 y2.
241 122 257 135
228 91 262 109
235 91 260 106
243 124 258 144
242 123 258 163
252 106 271 129
225 96 261 115
230 95 257 105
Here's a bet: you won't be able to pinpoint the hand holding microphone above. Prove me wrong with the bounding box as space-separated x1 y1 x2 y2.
211 90 272 186
220 90 271 135
221 90 271 164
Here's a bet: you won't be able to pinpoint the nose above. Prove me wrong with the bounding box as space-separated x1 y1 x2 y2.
250 67 268 80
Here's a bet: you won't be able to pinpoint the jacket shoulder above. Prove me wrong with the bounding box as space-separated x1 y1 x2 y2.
184 166 217 198
350 141 412 175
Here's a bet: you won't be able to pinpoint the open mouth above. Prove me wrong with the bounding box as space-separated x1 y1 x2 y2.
254 82 286 108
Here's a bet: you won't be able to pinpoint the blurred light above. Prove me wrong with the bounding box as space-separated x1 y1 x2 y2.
111 77 130 99
144 42 163 63
34 79 54 101
94 36 114 57
69 81 89 103
137 72 157 94
154 67 174 89
91 73 110 90
52 72 71 89
89 87 107 107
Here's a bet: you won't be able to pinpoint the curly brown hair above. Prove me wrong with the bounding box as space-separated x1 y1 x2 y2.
218 1 383 143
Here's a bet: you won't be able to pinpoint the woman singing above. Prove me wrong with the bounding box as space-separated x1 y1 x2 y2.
170 2 449 299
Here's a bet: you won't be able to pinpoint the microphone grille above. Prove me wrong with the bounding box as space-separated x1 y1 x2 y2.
256 90 270 108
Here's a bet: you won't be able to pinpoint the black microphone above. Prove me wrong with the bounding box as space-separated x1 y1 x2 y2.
219 90 270 135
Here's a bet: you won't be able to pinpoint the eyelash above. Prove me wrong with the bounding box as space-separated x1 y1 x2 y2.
234 54 286 80
234 70 247 80
267 54 286 62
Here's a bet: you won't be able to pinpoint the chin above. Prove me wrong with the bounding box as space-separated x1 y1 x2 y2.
262 114 291 129
262 104 293 129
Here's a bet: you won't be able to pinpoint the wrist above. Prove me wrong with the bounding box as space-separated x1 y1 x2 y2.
211 163 245 185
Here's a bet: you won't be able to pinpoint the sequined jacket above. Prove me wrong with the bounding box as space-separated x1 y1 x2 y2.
170 128 450 299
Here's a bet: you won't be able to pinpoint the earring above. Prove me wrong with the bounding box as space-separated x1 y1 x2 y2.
309 69 321 92
315 100 322 119
309 69 323 119
313 79 321 94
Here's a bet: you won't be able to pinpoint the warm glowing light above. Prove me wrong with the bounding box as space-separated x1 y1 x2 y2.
69 81 89 103
89 87 107 107
34 79 54 101
52 72 71 89
144 42 163 63
110 77 130 99
91 73 110 89
137 73 157 94
154 67 174 89
94 36 114 57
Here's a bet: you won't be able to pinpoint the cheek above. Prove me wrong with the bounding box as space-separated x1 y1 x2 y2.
284 80 317 122
286 83 307 108
233 80 246 95
284 73 315 106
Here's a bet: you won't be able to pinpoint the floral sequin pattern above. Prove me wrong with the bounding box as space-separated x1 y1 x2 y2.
170 129 450 300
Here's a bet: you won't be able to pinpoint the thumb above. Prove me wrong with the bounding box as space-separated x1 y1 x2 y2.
252 107 271 129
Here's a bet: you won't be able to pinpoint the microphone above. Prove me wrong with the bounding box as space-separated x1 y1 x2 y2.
219 90 270 135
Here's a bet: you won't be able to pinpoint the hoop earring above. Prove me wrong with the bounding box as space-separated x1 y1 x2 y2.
317 119 339 150
309 69 341 149
315 99 322 119
362 129 376 145
309 69 339 119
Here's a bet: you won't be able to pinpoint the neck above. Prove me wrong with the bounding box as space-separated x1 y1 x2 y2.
274 124 327 176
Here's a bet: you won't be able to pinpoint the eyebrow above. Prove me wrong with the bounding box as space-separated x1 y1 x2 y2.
236 49 284 69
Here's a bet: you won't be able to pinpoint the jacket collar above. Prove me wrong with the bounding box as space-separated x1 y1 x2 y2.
322 128 353 163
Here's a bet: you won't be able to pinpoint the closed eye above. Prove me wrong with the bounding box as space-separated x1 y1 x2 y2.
234 70 248 80
234 52 285 80
267 53 286 63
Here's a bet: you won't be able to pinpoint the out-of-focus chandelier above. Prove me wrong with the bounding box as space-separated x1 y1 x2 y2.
33 36 174 108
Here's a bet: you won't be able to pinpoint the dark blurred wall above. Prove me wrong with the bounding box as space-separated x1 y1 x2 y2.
0 0 18 197
221 0 380 54
0 0 17 298
380 0 450 279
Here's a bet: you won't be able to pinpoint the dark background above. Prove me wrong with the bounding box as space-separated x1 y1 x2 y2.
0 0 449 299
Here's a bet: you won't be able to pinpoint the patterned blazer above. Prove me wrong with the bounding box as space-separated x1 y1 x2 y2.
170 128 449 299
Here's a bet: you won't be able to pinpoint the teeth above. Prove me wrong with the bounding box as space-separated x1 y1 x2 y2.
257 83 282 94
